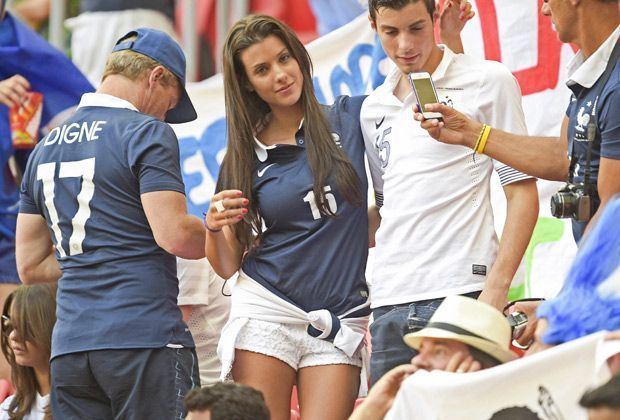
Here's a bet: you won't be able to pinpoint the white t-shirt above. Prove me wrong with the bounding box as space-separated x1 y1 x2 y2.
361 46 532 308
0 393 49 420
177 257 232 385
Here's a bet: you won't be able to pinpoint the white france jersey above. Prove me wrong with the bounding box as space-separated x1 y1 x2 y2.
361 46 533 308
242 96 370 319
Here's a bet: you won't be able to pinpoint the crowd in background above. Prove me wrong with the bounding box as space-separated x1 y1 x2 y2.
0 0 619 419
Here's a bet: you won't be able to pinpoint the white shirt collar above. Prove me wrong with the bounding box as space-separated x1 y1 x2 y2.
77 92 139 112
253 137 277 162
378 45 454 106
566 25 620 88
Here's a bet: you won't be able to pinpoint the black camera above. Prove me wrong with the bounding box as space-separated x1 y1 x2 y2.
550 183 591 222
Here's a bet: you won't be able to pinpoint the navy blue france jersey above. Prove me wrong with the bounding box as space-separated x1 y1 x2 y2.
19 94 194 358
566 59 620 240
242 95 370 318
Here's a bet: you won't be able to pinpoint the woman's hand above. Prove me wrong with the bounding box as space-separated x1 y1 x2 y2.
204 190 249 232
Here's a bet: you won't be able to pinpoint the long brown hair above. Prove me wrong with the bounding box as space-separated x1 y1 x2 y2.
1 283 57 420
219 14 362 253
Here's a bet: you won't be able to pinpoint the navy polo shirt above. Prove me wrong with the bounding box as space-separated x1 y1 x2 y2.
242 95 370 318
20 96 194 358
566 58 620 241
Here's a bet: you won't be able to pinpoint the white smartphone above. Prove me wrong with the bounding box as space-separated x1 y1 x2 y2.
408 72 443 119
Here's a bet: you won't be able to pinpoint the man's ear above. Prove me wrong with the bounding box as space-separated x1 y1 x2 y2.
368 14 377 31
148 66 166 86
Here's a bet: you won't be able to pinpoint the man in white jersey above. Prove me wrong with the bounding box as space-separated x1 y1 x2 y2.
361 0 539 384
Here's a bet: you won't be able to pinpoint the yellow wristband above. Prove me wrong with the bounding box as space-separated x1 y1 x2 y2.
476 124 492 154
472 124 487 152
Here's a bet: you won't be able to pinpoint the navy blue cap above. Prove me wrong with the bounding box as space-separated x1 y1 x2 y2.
112 28 197 124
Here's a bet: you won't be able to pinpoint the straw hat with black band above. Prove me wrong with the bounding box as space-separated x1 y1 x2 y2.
404 295 517 364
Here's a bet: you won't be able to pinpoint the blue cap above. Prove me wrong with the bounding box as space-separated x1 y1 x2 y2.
112 28 197 124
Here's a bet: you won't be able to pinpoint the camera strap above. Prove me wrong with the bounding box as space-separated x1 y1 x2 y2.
568 38 620 192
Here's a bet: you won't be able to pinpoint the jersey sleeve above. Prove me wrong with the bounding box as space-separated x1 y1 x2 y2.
599 83 620 159
18 149 41 215
335 95 366 120
360 98 385 207
126 120 186 195
477 62 535 186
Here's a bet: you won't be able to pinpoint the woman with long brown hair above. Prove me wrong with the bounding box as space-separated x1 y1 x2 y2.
205 15 370 420
0 283 56 420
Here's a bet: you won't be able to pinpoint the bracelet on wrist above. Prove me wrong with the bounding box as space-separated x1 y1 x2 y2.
472 123 487 152
476 124 492 154
202 211 222 233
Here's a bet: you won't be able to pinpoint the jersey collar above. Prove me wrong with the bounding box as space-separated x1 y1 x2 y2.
566 25 620 89
253 117 306 162
77 92 139 112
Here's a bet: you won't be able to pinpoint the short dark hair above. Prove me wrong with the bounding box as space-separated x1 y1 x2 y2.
184 383 270 420
580 374 620 409
368 0 436 22
465 345 502 369
488 406 542 420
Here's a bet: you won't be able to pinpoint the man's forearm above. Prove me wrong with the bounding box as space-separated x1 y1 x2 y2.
168 215 206 259
18 248 61 284
482 132 568 181
417 105 570 181
480 181 539 309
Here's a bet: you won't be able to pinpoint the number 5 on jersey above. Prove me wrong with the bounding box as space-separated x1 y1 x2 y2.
303 186 337 220
36 158 96 257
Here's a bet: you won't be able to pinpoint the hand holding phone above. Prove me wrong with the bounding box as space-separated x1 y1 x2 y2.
408 72 442 120
506 311 528 340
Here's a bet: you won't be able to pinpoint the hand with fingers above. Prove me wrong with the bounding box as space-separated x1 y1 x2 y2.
413 103 480 149
506 300 543 349
439 0 475 37
0 74 31 108
438 0 475 54
350 364 417 420
525 318 554 356
445 351 482 374
204 190 249 233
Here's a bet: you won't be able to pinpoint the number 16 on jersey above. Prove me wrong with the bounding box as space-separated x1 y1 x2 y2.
303 185 337 220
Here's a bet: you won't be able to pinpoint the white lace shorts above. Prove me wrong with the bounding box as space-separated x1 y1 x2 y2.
235 319 363 370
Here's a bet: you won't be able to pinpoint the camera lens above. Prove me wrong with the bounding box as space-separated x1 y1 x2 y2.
550 192 577 219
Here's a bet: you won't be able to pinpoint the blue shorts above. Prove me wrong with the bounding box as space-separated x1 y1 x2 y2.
51 347 200 419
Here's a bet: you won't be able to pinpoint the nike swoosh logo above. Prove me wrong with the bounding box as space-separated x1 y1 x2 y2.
257 163 276 178
375 116 386 130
